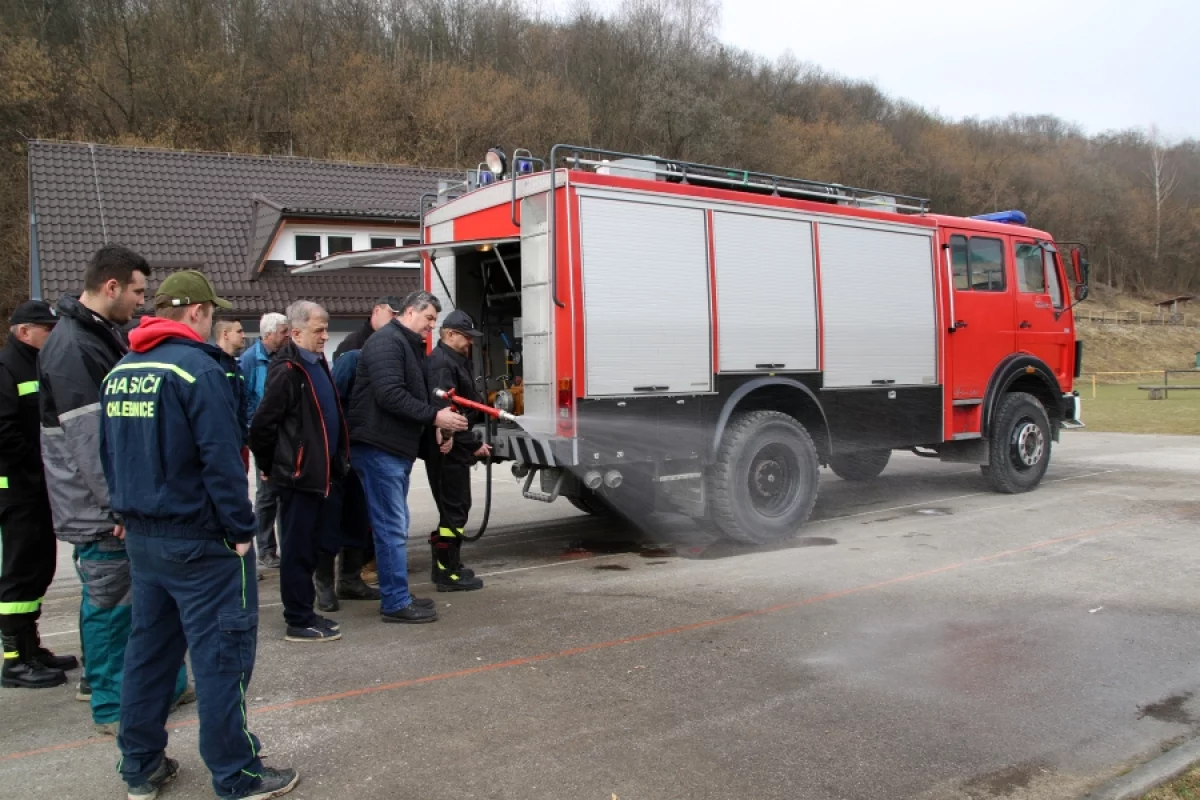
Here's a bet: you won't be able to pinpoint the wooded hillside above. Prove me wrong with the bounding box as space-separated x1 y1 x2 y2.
2 0 1198 320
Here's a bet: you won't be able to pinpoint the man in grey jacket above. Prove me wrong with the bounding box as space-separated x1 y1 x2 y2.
38 245 189 734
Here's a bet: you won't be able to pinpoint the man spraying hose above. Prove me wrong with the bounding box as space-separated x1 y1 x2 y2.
425 310 493 592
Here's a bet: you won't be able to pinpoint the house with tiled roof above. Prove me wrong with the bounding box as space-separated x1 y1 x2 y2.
27 140 464 351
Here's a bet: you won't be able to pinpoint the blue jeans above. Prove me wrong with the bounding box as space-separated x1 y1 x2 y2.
351 444 413 613
119 535 263 797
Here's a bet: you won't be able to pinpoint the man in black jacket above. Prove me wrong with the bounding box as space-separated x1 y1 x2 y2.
332 296 401 361
425 310 488 592
249 301 349 642
348 291 466 624
39 245 190 732
0 300 78 689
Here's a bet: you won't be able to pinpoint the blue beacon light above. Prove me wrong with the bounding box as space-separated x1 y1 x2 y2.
970 209 1028 225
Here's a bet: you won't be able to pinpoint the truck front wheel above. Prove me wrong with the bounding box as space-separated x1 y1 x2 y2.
707 410 820 544
981 391 1051 494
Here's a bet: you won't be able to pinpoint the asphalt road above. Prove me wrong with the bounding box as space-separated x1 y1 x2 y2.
3 432 1199 800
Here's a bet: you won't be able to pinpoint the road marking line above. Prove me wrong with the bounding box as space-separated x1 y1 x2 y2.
2 511 1152 763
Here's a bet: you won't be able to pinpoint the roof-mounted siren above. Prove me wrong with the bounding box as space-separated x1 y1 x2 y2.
970 209 1028 226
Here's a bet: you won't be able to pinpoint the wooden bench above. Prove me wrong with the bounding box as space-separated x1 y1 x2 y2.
1138 385 1200 400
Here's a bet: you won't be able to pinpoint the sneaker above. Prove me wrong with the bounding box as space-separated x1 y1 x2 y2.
127 755 179 800
170 685 197 713
259 553 281 569
360 561 378 587
315 615 340 632
380 603 438 624
284 625 341 643
220 767 300 800
76 675 92 701
95 720 119 737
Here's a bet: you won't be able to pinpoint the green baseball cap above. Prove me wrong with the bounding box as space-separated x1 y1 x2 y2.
155 270 232 310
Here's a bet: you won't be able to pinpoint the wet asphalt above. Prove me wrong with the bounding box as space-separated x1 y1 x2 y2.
2 431 1199 800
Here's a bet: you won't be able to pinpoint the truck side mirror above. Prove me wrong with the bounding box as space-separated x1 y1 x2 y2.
1075 283 1089 302
1071 249 1083 284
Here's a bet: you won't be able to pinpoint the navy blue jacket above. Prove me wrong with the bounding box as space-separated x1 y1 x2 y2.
99 319 255 543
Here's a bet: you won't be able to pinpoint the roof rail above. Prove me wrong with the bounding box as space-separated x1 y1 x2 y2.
547 144 930 214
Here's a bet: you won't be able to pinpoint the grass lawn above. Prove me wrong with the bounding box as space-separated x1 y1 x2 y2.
1138 767 1200 799
1078 381 1200 436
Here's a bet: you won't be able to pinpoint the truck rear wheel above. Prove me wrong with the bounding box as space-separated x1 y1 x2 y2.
567 490 615 517
828 449 891 481
981 391 1051 494
707 410 820 544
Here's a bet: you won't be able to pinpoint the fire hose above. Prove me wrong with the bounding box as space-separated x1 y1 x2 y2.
433 388 516 542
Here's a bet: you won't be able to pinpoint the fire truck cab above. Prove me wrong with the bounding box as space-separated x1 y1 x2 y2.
296 145 1088 544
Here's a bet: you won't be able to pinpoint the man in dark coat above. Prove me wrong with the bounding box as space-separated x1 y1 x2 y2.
0 300 78 688
424 309 489 592
347 291 466 624
39 245 189 732
249 301 349 642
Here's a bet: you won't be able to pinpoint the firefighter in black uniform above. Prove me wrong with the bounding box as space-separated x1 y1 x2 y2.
0 300 78 688
425 310 487 592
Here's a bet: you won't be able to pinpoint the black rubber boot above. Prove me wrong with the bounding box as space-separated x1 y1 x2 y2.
1 631 67 689
432 534 483 593
31 622 78 671
336 549 380 600
429 529 475 582
314 552 339 613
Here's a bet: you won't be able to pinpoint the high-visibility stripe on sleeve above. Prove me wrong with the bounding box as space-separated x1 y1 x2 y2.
109 362 196 384
17 381 38 396
0 598 42 615
0 477 8 489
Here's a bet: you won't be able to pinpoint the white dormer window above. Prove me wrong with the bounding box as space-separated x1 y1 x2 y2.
275 225 421 266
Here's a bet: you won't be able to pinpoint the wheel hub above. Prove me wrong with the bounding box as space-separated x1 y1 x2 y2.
1011 420 1045 468
752 459 784 498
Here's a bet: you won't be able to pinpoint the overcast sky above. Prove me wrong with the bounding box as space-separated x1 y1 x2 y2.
544 0 1198 139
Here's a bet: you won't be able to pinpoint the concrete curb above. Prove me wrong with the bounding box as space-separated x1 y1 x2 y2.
1084 738 1200 800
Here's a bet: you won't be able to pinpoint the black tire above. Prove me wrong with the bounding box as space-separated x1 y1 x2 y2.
567 491 612 516
981 391 1052 494
707 410 820 544
828 449 891 481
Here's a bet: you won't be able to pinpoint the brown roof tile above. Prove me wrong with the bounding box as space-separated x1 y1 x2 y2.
28 141 460 318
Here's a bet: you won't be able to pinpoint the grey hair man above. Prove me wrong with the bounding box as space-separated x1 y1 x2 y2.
239 311 289 568
347 290 467 624
248 301 349 642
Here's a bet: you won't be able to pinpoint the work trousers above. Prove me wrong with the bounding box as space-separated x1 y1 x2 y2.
0 498 56 637
351 444 413 613
253 470 280 559
119 535 264 797
424 450 473 531
276 483 341 628
74 539 187 724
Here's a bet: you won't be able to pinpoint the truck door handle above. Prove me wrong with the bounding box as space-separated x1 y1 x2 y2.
1019 320 1032 329
953 320 968 330
755 363 785 369
632 385 668 392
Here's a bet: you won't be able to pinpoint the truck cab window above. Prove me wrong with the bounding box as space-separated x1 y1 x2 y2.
968 237 1005 292
950 235 969 290
1044 248 1064 308
1015 243 1046 293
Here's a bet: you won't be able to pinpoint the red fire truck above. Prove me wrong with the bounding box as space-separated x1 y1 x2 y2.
296 145 1089 544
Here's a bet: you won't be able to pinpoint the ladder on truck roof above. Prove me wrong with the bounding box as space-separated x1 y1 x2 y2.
547 144 931 214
